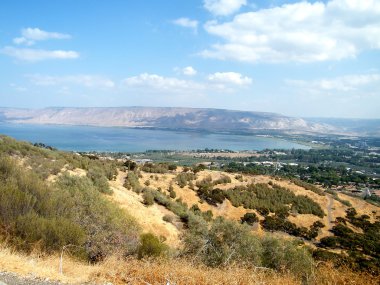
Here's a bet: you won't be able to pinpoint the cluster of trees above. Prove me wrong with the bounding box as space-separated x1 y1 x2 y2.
319 208 380 274
290 178 325 196
183 217 314 279
225 183 325 218
267 148 380 171
262 215 325 240
175 172 196 188
141 162 177 174
224 162 373 188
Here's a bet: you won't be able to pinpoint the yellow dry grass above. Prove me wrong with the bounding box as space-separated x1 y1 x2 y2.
109 171 181 247
1 245 378 285
0 245 99 284
92 256 300 285
46 167 86 183
134 169 379 242
336 192 379 221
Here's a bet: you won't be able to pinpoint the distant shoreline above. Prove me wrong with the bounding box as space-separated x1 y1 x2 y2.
0 123 311 153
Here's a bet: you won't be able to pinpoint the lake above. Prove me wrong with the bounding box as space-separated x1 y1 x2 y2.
0 123 309 152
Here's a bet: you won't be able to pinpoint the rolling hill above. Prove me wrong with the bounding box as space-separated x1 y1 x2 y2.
0 135 379 284
0 107 339 135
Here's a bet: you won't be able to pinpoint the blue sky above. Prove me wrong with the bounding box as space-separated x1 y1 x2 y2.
0 0 379 118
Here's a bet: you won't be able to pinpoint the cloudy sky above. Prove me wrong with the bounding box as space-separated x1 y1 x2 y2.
1 0 379 118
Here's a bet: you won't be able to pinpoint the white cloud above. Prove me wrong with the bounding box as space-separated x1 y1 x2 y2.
201 0 380 63
182 66 197 76
122 73 203 92
27 74 115 88
204 0 247 16
208 72 252 85
122 71 252 94
1 46 79 62
173 18 198 31
285 73 380 92
13 27 71 46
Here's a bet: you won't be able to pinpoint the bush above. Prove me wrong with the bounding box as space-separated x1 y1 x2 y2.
0 157 140 262
124 171 142 193
213 174 231 185
261 236 314 279
143 190 155 206
197 187 225 206
162 215 173 223
184 217 262 267
55 174 140 262
175 173 195 188
169 189 176 199
15 213 86 253
87 167 113 194
138 233 169 259
241 212 259 225
225 183 324 218
142 162 170 174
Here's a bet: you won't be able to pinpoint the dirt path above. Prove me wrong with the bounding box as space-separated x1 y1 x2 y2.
327 195 334 230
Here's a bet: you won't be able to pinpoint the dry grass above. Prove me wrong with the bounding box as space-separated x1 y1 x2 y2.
1 244 378 285
108 171 180 247
0 245 99 284
92 256 300 285
336 192 379 222
315 263 380 285
46 167 86 183
91 257 380 285
120 169 379 244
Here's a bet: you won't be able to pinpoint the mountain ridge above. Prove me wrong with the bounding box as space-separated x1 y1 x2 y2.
0 106 340 135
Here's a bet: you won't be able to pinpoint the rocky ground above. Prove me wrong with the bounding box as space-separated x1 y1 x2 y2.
0 272 103 285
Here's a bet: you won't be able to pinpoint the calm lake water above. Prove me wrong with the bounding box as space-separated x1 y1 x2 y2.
0 123 309 152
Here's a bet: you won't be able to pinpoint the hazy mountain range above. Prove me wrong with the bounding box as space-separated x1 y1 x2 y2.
0 107 379 136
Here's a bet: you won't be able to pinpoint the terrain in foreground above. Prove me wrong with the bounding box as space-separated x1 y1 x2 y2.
0 135 379 284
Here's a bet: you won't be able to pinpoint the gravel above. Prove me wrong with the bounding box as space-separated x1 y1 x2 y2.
0 272 104 285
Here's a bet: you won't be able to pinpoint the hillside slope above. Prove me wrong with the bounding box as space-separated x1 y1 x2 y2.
0 107 337 135
0 135 379 284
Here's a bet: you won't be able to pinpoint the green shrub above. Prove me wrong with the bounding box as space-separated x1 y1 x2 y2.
213 174 231 185
55 174 140 262
15 213 86 253
143 190 155 206
162 215 173 223
124 171 142 193
87 168 113 194
225 183 324 218
138 233 169 259
197 188 225 206
184 217 262 267
261 236 314 279
241 212 259 225
291 178 325 196
142 162 170 174
176 172 196 188
169 189 176 199
0 157 140 262
325 189 352 207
